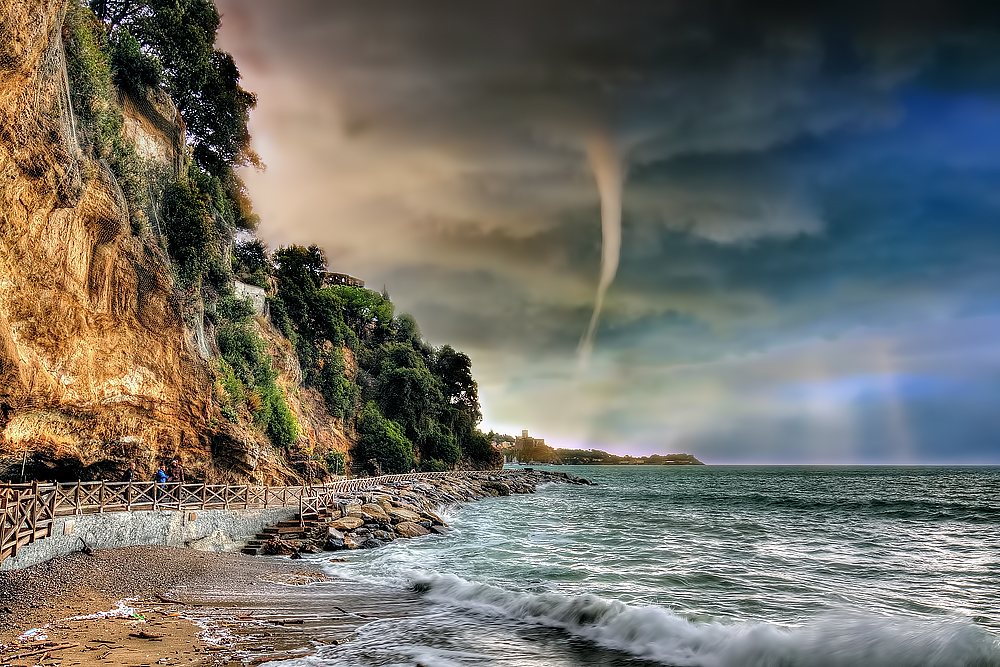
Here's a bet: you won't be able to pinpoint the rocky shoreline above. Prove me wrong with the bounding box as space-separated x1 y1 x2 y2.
261 469 594 555
0 469 594 665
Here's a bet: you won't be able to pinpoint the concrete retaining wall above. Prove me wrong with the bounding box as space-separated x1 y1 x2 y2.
1 506 298 571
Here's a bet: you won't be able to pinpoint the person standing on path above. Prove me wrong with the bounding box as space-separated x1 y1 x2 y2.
155 464 169 507
168 458 185 506
168 459 184 483
122 461 137 505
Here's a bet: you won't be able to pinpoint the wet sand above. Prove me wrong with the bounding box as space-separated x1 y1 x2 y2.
0 545 401 666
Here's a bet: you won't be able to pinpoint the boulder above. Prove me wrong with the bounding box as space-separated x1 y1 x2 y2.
481 481 511 496
360 508 390 523
263 537 297 555
423 510 446 526
361 503 389 518
359 538 385 550
430 525 452 535
395 521 431 538
387 507 421 523
330 516 364 530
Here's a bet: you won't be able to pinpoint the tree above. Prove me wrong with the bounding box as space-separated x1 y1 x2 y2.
432 345 481 421
273 244 326 326
329 286 394 342
354 402 414 474
233 239 269 275
109 27 162 93
160 176 215 286
91 0 262 228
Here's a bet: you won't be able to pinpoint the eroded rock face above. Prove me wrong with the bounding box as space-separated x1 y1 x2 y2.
0 0 272 483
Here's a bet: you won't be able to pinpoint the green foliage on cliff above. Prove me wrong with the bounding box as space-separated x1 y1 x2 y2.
267 244 502 471
65 2 495 471
353 402 414 474
232 239 270 289
88 0 261 230
109 27 162 94
63 2 149 228
214 294 299 448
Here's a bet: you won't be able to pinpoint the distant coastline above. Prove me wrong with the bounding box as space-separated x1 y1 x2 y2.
506 452 706 466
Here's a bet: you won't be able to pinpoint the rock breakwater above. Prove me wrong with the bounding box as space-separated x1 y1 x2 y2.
262 469 592 555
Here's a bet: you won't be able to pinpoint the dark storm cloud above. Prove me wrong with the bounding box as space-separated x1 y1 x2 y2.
214 0 1000 461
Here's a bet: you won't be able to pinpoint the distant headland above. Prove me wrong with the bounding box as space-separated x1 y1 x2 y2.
494 431 705 466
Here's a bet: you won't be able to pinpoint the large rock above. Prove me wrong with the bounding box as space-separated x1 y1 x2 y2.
263 537 297 555
387 507 421 523
481 481 511 496
395 521 431 538
330 516 364 530
360 503 390 522
423 510 447 526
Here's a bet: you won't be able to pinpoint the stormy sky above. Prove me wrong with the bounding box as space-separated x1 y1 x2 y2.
214 0 1000 463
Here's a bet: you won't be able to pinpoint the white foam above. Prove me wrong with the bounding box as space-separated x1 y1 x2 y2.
411 572 1000 667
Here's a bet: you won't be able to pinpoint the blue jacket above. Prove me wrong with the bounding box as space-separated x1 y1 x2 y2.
155 469 169 483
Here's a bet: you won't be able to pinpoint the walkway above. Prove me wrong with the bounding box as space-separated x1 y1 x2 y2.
0 471 499 565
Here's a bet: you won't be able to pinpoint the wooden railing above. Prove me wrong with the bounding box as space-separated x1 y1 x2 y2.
1 482 58 563
0 470 508 564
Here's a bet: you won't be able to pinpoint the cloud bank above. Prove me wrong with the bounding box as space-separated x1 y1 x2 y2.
215 0 1000 462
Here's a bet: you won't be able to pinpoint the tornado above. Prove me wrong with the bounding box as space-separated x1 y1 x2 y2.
578 133 624 371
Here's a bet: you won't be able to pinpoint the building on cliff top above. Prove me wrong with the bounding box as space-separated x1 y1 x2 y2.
321 272 364 288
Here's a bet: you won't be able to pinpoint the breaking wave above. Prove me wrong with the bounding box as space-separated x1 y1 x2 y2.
408 572 1000 667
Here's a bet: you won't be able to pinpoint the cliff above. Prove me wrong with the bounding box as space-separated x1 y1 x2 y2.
0 0 492 483
0 0 303 483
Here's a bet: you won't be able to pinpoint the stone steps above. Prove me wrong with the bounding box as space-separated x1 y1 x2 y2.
243 512 330 556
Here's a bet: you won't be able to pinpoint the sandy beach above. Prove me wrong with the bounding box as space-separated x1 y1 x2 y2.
0 545 352 666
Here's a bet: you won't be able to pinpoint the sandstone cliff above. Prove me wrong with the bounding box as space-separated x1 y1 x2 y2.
0 0 309 483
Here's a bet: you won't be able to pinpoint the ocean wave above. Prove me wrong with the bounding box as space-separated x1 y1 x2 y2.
410 572 1000 667
670 491 998 522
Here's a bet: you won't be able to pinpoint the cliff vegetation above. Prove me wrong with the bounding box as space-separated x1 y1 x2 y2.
0 0 501 483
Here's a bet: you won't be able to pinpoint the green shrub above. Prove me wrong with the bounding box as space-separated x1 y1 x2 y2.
420 424 460 465
461 429 504 470
324 450 345 475
354 402 414 474
161 177 214 287
420 458 449 473
217 294 255 323
109 27 162 93
220 404 238 423
262 382 298 447
316 349 359 420
218 358 245 404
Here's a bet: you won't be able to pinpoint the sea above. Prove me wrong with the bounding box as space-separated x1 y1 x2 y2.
258 465 1000 667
